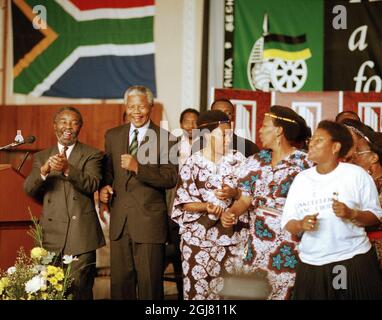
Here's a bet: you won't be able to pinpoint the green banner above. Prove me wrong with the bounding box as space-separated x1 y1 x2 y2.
232 0 323 92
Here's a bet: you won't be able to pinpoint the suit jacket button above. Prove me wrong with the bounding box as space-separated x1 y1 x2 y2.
73 196 78 200
47 199 51 203
72 216 77 220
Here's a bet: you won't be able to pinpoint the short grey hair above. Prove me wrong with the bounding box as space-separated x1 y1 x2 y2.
124 86 154 106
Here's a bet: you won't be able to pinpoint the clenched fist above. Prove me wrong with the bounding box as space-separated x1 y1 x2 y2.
121 154 138 173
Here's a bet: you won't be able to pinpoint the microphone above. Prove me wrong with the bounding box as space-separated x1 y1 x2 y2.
0 135 36 151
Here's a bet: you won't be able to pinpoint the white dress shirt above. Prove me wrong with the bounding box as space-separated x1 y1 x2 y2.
58 142 75 158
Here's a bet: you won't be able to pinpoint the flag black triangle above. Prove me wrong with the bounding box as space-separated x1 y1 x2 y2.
11 1 44 66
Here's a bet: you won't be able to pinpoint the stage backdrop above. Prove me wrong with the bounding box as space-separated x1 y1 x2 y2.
223 0 382 93
12 0 156 99
214 88 382 147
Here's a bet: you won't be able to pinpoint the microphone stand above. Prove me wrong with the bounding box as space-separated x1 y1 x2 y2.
17 151 30 173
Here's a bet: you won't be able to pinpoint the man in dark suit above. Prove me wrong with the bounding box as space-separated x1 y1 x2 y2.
24 106 105 300
211 98 259 157
100 85 178 300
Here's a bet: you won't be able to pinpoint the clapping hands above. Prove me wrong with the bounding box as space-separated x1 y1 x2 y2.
40 152 69 176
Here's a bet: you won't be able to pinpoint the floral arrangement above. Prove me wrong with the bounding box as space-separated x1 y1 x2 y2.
0 212 77 300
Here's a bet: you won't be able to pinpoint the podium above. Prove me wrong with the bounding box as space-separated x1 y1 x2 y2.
0 164 42 271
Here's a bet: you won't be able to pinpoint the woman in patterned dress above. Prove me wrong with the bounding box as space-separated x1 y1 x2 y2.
171 110 249 300
221 105 312 300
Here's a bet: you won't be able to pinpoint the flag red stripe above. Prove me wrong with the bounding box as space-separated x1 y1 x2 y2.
70 0 154 10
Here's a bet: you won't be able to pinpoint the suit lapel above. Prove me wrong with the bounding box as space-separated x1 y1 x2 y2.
49 145 59 158
123 124 134 182
68 142 84 168
124 123 131 154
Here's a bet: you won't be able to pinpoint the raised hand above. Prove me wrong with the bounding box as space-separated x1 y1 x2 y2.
49 153 69 175
121 154 138 173
301 213 319 231
40 158 51 176
332 199 356 220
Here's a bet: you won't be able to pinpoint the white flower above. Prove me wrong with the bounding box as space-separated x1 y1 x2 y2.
7 266 16 275
41 251 55 265
32 265 46 275
25 275 46 294
62 255 79 265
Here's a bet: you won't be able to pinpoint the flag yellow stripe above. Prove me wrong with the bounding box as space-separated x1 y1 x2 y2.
263 48 312 61
13 0 58 78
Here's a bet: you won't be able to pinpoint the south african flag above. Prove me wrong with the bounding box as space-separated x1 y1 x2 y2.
12 0 156 99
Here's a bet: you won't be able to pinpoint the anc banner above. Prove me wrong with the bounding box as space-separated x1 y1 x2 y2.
227 0 382 93
227 0 323 92
324 0 382 92
12 0 156 99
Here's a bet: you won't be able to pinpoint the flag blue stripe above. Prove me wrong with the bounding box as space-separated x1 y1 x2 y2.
43 55 156 99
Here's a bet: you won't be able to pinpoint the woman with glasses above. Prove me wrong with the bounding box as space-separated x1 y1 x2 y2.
351 126 382 199
171 110 248 300
349 123 382 269
221 105 312 299
340 118 373 162
281 120 382 299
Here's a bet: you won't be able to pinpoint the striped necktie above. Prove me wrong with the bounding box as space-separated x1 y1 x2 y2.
129 129 139 156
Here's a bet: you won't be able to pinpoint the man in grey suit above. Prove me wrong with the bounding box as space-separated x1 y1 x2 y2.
24 106 105 300
100 86 178 300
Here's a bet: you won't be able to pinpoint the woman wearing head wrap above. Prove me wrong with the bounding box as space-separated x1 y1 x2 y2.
350 125 382 269
171 110 248 300
351 127 382 198
221 105 313 299
282 120 382 299
340 118 373 162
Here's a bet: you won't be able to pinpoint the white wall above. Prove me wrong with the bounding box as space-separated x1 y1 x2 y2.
155 0 204 131
0 0 205 132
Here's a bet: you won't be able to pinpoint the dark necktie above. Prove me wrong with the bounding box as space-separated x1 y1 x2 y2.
129 129 139 156
62 146 68 159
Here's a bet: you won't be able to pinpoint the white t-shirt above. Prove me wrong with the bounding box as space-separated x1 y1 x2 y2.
281 162 382 266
